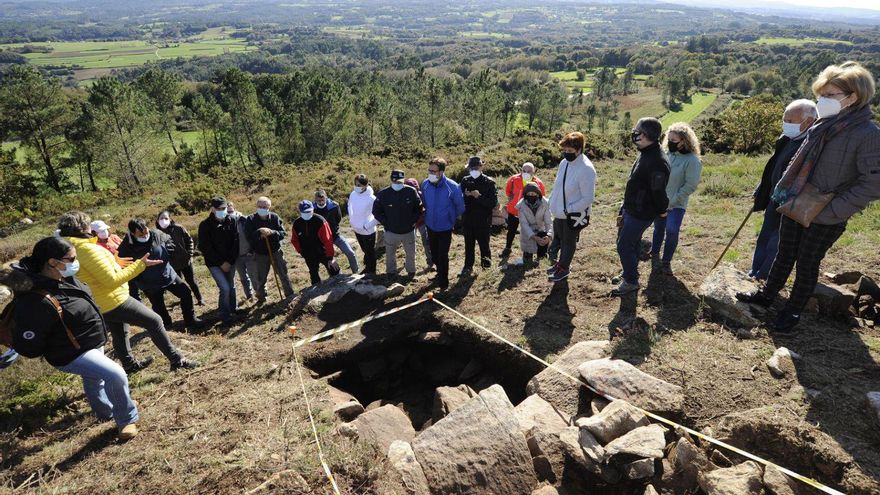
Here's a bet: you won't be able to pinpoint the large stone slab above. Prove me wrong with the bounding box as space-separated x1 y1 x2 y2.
812 282 856 317
603 424 667 460
698 265 762 328
412 384 537 495
698 461 763 495
431 384 477 423
763 465 797 495
349 404 415 454
526 341 610 417
578 358 683 414
387 440 431 495
575 399 649 444
514 394 569 439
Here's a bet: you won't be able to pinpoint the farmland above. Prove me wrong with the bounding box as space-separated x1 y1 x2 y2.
754 36 854 46
660 91 719 126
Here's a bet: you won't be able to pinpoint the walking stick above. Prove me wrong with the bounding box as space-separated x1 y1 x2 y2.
711 207 754 271
264 236 284 300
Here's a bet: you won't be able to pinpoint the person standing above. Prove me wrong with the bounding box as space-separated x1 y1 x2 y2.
198 197 241 325
748 100 818 280
649 122 703 276
613 118 670 296
291 201 338 285
118 219 203 330
501 162 545 258
227 201 256 301
547 132 597 283
91 220 123 256
738 62 880 333
422 157 465 290
516 183 553 267
314 190 359 273
373 170 423 277
246 196 295 303
156 211 204 306
404 178 433 270
348 174 378 275
59 211 198 372
459 156 498 277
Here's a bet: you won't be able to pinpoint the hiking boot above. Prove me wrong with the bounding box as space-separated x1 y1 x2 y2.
170 357 200 371
549 268 570 282
499 248 511 258
735 290 773 308
661 262 674 276
773 311 801 334
123 356 154 375
118 423 138 441
611 272 624 285
546 263 560 276
459 267 473 278
480 258 492 269
611 280 640 296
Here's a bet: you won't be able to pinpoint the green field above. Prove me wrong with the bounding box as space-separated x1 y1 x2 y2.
660 91 718 126
753 37 853 46
459 31 511 39
550 68 649 91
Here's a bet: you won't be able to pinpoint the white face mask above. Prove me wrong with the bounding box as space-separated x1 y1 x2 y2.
469 170 481 179
301 212 313 221
427 174 440 183
782 122 805 139
816 96 845 119
391 183 404 191
354 185 366 193
521 172 532 181
158 218 171 229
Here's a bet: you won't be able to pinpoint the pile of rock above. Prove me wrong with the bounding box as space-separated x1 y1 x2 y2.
299 274 406 312
822 271 880 328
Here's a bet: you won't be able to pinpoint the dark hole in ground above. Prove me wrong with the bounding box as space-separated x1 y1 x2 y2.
304 327 539 431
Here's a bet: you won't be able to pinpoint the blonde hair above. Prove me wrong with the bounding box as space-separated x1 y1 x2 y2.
663 122 701 155
811 61 876 110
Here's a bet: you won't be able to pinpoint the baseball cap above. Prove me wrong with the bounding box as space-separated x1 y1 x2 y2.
299 200 314 214
391 169 405 182
467 156 483 169
90 220 109 233
210 196 227 209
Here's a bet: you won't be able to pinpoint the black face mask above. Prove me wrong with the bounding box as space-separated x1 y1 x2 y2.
668 142 679 153
526 195 539 204
631 132 641 145
563 152 578 162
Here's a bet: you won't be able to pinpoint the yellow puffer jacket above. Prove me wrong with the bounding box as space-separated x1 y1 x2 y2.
66 236 146 313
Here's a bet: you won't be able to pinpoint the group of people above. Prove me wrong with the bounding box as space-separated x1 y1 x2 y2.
0 61 877 443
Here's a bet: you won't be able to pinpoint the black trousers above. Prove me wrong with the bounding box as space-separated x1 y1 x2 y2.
764 216 847 313
145 281 196 326
463 224 491 269
504 215 519 250
427 229 453 287
355 233 377 274
177 263 203 303
103 297 181 368
303 255 332 285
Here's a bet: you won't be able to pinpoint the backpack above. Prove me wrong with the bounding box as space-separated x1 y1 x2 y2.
0 290 79 350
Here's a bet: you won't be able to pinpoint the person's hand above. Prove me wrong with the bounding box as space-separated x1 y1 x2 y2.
660 211 668 218
471 189 481 198
221 261 232 273
258 227 272 238
140 253 163 267
116 256 133 268
616 215 624 229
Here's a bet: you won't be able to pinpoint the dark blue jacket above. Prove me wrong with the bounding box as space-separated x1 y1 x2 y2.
314 199 342 238
118 229 180 291
421 175 465 232
245 212 286 255
373 185 423 234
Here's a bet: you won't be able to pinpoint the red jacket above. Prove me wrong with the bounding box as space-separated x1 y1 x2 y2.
505 174 546 217
96 234 123 255
290 215 335 260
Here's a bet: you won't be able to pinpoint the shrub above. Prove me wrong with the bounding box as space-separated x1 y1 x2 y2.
176 180 219 214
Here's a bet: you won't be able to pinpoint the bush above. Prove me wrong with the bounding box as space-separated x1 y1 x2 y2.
176 180 220 214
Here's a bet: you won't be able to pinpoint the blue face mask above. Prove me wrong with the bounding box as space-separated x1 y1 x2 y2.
59 259 80 278
301 212 313 221
256 208 270 217
214 210 228 220
391 183 404 192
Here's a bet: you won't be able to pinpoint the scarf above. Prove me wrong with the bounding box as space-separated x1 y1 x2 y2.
772 105 872 204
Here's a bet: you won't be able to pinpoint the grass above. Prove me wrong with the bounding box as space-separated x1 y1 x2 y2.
549 68 650 92
660 91 718 126
753 37 853 46
458 31 511 39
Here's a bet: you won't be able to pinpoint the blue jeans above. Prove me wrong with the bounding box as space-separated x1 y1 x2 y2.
209 266 237 321
334 235 359 273
651 208 686 263
56 347 138 427
750 204 781 280
0 348 18 369
617 211 655 284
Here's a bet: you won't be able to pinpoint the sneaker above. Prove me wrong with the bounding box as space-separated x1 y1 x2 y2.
500 248 511 258
661 262 673 276
480 258 492 269
170 357 200 371
459 267 473 278
118 423 138 441
549 268 570 282
773 311 801 334
735 290 773 308
546 263 560 276
611 280 640 296
123 356 154 375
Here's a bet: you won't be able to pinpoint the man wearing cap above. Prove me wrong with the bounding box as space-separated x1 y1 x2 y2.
290 200 338 285
246 196 295 303
422 158 465 290
198 196 242 325
314 190 359 273
373 170 423 277
502 162 545 258
459 156 498 277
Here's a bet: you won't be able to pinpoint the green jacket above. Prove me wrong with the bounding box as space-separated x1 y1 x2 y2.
665 151 702 210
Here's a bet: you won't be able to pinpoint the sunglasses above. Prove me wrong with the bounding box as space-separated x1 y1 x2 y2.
60 256 77 262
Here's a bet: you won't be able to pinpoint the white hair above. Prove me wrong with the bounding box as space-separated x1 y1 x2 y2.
785 99 818 119
522 162 536 173
256 196 272 206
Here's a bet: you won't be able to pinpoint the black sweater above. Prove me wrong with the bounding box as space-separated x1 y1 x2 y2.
373 185 423 234
197 214 239 267
752 135 802 212
245 212 286 255
157 222 195 270
460 174 498 228
623 143 670 220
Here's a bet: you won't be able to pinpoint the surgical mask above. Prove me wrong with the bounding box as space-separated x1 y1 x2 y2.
816 96 845 119
782 122 805 139
427 174 440 184
355 186 366 193
214 210 228 220
158 218 171 229
301 212 313 221
563 152 578 162
391 183 404 192
469 170 481 179
59 259 80 278
256 208 270 217
521 172 532 181
136 234 150 243
97 229 110 240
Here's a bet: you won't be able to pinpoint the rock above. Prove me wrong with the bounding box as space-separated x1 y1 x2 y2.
0 285 11 305
559 426 604 464
527 428 567 483
412 384 536 495
514 394 568 439
386 283 405 297
415 332 453 345
698 461 763 495
829 270 864 285
575 399 650 444
625 458 655 479
353 283 388 299
530 485 559 495
668 437 712 490
766 347 801 378
431 384 477 423
856 276 880 300
812 282 856 317
19 217 33 224
333 400 365 421
603 424 667 460
644 486 659 495
710 449 732 467
698 265 762 328
337 422 358 438
307 292 331 311
578 359 684 414
590 397 610 415
866 392 880 431
350 404 415 454
526 341 610 416
763 464 797 495
387 440 431 495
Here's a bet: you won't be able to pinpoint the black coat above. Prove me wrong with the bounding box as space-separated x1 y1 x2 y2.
752 135 803 212
373 185 423 234
157 222 194 270
198 214 239 267
245 212 286 255
314 199 343 238
118 229 179 291
460 174 498 228
11 267 107 367
623 143 670 221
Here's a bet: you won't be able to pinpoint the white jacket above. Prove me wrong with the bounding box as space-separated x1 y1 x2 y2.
548 154 597 218
348 186 378 235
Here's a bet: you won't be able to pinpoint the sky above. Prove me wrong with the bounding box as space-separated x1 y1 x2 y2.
699 0 880 10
